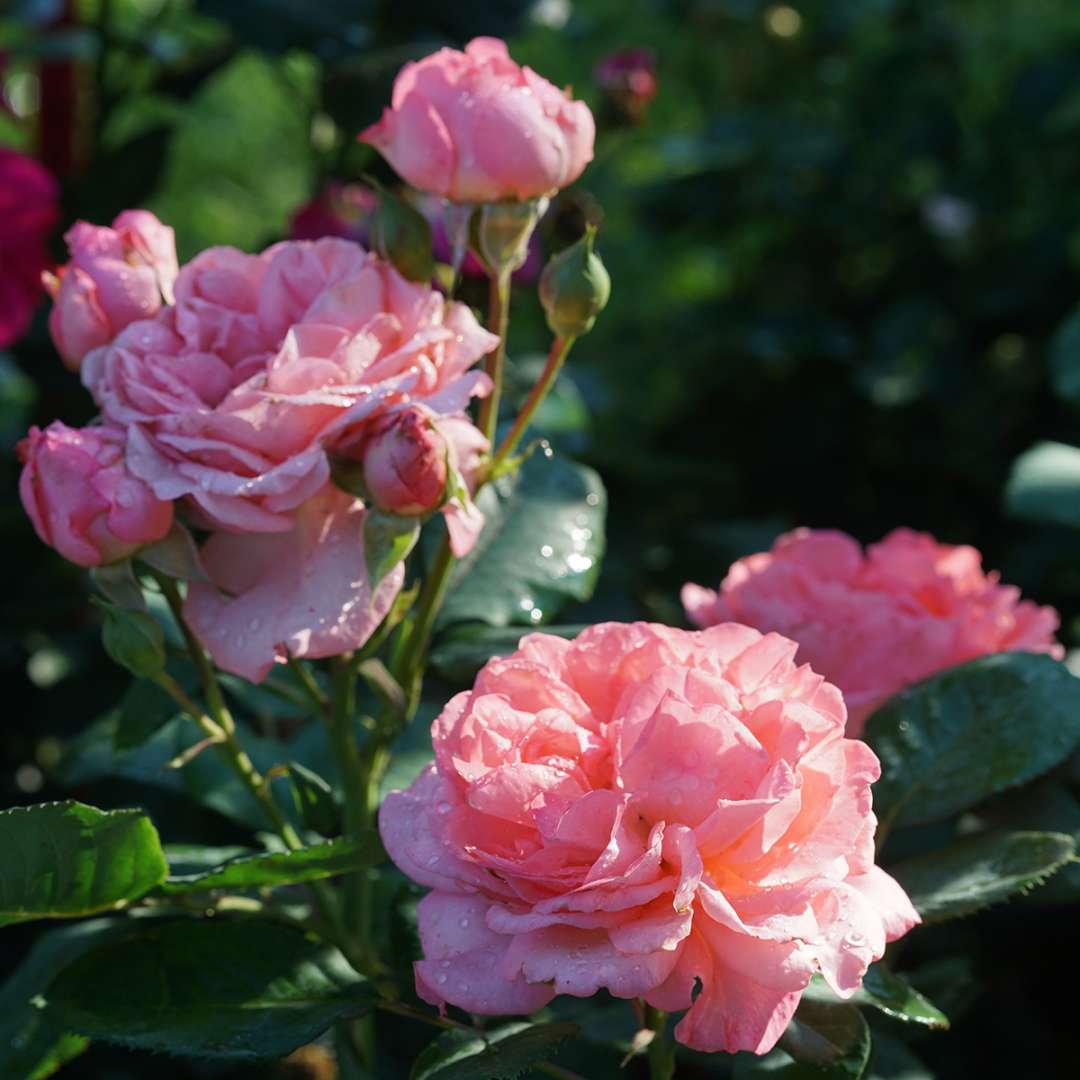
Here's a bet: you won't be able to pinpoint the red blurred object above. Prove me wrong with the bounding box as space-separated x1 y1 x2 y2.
290 183 376 243
0 147 59 348
594 48 658 124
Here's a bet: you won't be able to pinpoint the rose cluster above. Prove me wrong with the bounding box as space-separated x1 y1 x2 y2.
381 622 918 1054
684 527 1063 735
21 217 497 681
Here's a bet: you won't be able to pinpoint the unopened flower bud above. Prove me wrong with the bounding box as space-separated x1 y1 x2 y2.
363 408 448 516
369 185 435 283
101 605 166 679
475 198 547 278
538 226 610 339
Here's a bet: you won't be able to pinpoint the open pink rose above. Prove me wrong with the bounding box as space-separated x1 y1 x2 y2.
0 147 58 349
360 37 595 203
45 210 178 370
684 528 1064 737
18 421 173 568
81 235 495 680
380 622 918 1054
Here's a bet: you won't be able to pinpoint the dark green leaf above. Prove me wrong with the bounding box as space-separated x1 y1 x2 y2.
854 967 948 1029
54 714 293 830
151 52 315 258
0 802 167 927
1048 304 1080 404
778 1000 871 1075
864 654 1080 827
284 762 341 837
972 779 1080 904
889 829 1075 922
0 919 132 1080
46 919 375 1060
805 967 948 1029
113 678 182 752
1005 441 1080 528
437 450 606 630
365 510 422 590
736 1001 871 1078
865 1033 934 1080
410 1021 579 1080
160 835 381 894
430 624 586 684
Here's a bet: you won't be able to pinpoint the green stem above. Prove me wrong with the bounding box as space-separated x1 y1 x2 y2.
150 574 364 970
490 335 575 472
392 535 456 718
476 269 511 443
287 656 331 716
644 1005 674 1080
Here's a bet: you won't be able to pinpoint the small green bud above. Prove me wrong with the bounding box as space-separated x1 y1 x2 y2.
101 604 166 679
370 185 435 283
538 226 611 339
475 198 546 278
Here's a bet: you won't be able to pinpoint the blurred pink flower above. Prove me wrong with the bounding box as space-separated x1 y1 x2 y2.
0 147 59 349
380 621 917 1054
18 421 172 568
684 528 1064 736
290 183 377 244
595 48 658 123
360 37 595 203
79 236 495 681
45 210 178 370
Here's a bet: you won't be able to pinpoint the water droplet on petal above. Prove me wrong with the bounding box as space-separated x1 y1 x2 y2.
436 802 452 815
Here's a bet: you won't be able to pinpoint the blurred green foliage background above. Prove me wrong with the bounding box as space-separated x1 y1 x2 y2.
3 1 1080 1076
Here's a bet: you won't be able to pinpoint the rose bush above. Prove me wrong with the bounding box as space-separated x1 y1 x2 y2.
684 527 1063 735
360 37 595 204
381 621 918 1053
50 234 497 680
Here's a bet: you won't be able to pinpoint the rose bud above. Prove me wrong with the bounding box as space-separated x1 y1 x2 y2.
360 37 595 204
538 225 611 339
594 48 658 124
45 209 178 370
363 408 449 516
18 421 173 568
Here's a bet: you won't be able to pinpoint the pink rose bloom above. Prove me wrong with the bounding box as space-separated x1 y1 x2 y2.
18 421 173 568
0 148 59 349
360 37 595 203
683 528 1064 737
380 622 918 1055
82 236 495 681
45 209 178 371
